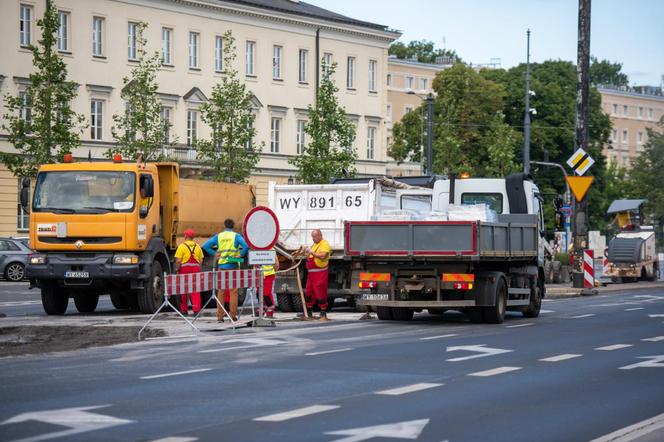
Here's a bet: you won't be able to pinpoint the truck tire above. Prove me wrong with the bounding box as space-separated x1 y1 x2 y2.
110 291 130 310
138 261 164 314
522 280 542 318
483 277 507 324
376 306 393 320
41 283 68 315
74 294 99 313
276 293 293 312
467 308 484 323
391 307 413 321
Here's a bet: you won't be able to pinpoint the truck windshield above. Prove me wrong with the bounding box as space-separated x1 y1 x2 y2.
460 193 503 214
32 171 136 214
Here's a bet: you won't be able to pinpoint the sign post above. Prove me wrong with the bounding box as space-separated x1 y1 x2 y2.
566 148 594 290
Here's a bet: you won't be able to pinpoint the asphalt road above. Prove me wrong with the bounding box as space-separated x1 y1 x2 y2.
1 286 663 442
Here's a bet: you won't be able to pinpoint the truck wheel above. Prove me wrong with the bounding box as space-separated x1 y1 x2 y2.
392 307 413 321
376 306 393 320
74 294 99 313
110 291 129 310
41 283 68 315
138 261 164 314
276 293 293 312
483 278 507 324
467 308 484 323
522 281 542 318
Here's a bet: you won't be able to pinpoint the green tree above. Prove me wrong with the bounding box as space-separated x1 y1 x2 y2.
389 39 460 64
109 22 170 162
198 31 260 183
1 0 84 177
590 57 629 87
289 62 357 184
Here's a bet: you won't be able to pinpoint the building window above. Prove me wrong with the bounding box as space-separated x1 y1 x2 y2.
18 91 32 124
92 17 104 56
161 28 172 65
188 32 199 69
17 178 29 231
90 100 103 140
347 56 356 89
245 118 254 149
160 107 171 144
611 129 617 141
127 22 138 60
215 35 223 72
611 103 617 115
648 108 654 120
246 41 255 76
387 73 392 87
638 106 644 119
57 11 70 52
406 76 414 90
296 120 306 154
270 117 281 152
622 129 628 143
323 52 333 77
404 105 413 114
20 4 32 47
299 49 308 83
272 45 282 80
420 78 427 90
367 127 376 159
187 110 197 146
368 60 377 92
386 104 392 121
637 131 643 144
623 105 628 116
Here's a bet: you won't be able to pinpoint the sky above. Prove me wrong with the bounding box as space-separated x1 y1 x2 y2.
306 0 664 86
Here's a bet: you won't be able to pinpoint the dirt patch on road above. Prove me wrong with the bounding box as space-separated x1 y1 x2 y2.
0 326 166 357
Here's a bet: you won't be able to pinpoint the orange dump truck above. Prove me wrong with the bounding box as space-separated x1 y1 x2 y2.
22 159 254 315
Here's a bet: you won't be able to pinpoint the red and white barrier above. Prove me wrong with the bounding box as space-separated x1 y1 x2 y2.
583 249 595 289
216 269 262 290
166 271 214 296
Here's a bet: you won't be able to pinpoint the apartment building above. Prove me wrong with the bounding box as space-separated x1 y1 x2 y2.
0 0 400 235
599 86 664 167
385 56 448 176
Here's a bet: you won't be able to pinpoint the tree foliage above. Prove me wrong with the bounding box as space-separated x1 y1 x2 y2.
198 31 261 183
289 62 357 184
389 64 519 177
1 0 84 177
590 57 629 87
109 22 170 162
389 39 460 64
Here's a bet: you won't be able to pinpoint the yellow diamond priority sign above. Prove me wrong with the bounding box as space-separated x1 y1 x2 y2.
567 147 595 176
566 176 594 202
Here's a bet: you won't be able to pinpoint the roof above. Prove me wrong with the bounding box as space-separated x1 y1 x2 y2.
607 199 647 214
218 0 389 31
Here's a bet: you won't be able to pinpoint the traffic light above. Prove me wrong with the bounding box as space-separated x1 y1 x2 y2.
554 196 564 230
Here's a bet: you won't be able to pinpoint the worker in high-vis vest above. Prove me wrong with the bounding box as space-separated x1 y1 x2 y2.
203 218 248 321
305 229 331 320
261 252 279 318
174 229 204 315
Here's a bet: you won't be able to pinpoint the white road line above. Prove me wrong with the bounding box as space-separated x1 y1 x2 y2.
305 348 353 356
595 344 633 351
539 309 555 313
625 307 645 311
150 438 198 442
642 336 664 342
419 334 458 340
375 383 444 396
590 412 664 442
0 300 42 307
140 368 211 380
505 323 534 328
570 314 596 319
468 366 522 377
539 353 583 362
254 405 340 422
648 314 664 318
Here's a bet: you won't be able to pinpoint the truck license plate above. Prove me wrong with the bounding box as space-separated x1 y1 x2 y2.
361 293 389 301
65 271 89 278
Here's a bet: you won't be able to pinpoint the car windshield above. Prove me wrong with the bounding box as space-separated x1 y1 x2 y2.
32 171 136 214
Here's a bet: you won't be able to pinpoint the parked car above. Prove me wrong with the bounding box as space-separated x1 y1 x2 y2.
0 237 32 281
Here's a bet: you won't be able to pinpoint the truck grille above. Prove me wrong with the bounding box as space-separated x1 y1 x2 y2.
40 237 122 244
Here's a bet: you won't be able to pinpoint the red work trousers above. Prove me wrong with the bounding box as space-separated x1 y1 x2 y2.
178 262 201 313
305 268 328 310
263 274 276 308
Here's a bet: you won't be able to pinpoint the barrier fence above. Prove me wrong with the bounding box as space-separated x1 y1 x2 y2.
583 249 595 289
138 268 265 340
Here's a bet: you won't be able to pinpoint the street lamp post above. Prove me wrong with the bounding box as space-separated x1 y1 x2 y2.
408 91 435 175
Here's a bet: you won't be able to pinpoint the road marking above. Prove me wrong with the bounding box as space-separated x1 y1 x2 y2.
570 314 595 319
595 344 633 351
198 338 284 353
505 323 534 328
254 405 340 422
140 368 211 380
151 438 198 442
625 307 644 311
468 366 522 377
648 314 664 318
590 412 664 442
419 334 458 340
0 300 42 307
306 348 353 356
539 309 555 313
375 383 443 396
619 355 664 370
446 344 513 362
325 419 430 442
642 336 664 342
539 353 583 362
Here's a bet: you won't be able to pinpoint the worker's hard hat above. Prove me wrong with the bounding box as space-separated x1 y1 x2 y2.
183 229 196 238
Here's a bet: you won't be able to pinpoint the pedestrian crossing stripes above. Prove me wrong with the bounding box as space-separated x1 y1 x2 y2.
254 405 340 422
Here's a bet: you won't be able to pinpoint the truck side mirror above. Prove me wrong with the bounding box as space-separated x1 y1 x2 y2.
20 177 30 213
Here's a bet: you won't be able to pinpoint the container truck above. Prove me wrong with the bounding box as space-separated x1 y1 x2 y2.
346 173 546 323
22 158 254 315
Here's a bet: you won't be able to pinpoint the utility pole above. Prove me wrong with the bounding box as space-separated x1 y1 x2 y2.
572 0 591 289
426 92 434 175
523 29 531 175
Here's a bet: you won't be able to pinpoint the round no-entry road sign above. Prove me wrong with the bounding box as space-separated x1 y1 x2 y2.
243 206 280 251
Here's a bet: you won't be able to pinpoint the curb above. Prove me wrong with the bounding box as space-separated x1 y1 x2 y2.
546 281 664 299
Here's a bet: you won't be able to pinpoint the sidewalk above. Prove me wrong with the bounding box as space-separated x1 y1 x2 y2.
546 280 664 298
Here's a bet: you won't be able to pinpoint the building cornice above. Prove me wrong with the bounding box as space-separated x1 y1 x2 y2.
598 87 664 103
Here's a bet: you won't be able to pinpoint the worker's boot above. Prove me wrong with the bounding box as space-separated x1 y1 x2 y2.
318 311 329 321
